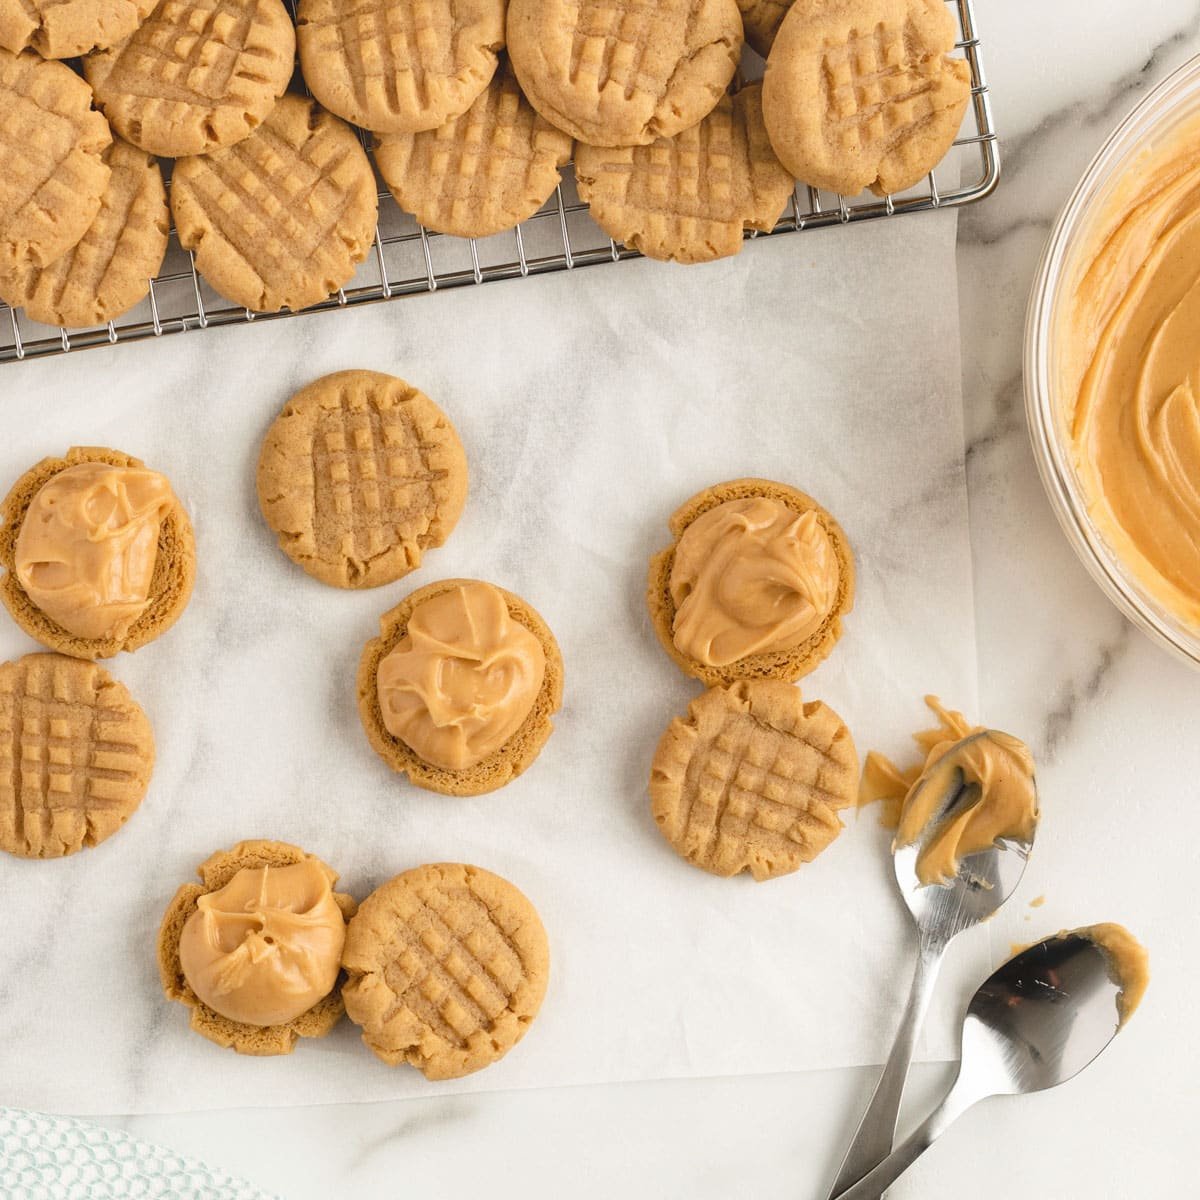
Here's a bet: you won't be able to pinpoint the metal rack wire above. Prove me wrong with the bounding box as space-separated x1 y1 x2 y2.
0 0 998 365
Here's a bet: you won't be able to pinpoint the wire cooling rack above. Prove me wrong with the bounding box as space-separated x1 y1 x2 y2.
0 0 998 365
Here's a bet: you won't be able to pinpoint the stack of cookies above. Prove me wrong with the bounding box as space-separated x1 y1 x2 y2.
0 0 973 326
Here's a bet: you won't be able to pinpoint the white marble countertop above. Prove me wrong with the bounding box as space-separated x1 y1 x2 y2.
19 0 1200 1194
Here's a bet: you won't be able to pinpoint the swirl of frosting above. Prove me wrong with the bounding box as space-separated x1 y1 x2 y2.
669 497 838 667
14 462 176 640
178 859 347 1027
376 581 546 771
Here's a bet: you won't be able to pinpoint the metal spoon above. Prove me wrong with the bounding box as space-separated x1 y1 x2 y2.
825 732 1036 1200
831 931 1133 1199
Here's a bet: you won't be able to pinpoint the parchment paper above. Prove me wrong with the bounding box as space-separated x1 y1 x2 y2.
0 215 983 1114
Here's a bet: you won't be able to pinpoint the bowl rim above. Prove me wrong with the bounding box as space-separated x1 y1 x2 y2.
1023 53 1200 669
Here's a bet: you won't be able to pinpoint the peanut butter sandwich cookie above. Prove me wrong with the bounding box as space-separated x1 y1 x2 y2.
298 0 504 135
0 49 111 279
83 0 295 158
358 579 563 797
0 652 155 859
159 840 357 1055
762 0 971 196
650 680 858 880
342 862 550 1080
507 0 742 147
737 0 792 57
647 478 854 687
374 59 574 240
256 370 469 589
0 0 154 58
0 447 195 660
170 94 378 314
574 83 793 264
0 137 168 329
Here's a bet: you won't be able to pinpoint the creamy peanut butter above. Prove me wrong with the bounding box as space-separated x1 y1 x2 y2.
179 859 346 1027
859 697 1038 887
1065 115 1200 623
376 581 546 771
1075 922 1150 1026
670 498 838 667
14 462 175 640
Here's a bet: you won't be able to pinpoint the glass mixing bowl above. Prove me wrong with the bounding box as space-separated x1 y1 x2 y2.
1025 54 1200 668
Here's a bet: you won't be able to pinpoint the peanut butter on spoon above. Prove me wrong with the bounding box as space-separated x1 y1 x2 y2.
860 697 1039 887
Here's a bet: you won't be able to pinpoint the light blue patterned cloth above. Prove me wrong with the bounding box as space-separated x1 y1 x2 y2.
0 1109 279 1200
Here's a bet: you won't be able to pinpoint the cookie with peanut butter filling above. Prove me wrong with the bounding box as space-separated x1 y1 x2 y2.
342 862 550 1079
0 446 196 660
357 578 564 796
157 839 357 1056
256 370 469 590
650 680 858 880
647 478 854 687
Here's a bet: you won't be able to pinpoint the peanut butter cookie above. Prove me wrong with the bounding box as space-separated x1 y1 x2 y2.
0 652 155 859
0 48 111 279
170 95 378 314
0 138 168 329
650 680 858 880
0 446 196 660
762 0 971 196
647 478 854 687
507 0 742 147
158 840 357 1056
574 83 793 264
374 59 574 240
256 370 469 589
342 862 550 1079
83 0 295 158
297 0 504 135
357 578 564 797
737 0 792 57
0 0 154 58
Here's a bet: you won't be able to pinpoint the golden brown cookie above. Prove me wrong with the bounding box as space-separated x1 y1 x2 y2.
737 0 792 57
342 862 550 1080
0 137 168 329
357 578 564 796
762 0 971 196
650 680 858 880
574 83 793 264
0 49 111 279
0 0 154 58
647 478 854 686
256 370 469 589
0 446 196 660
297 0 504 135
83 0 295 158
0 652 155 859
158 840 357 1056
374 59 574 240
170 95 379 314
507 0 742 148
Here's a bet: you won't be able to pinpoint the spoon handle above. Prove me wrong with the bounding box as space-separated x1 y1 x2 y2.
828 1079 976 1200
824 936 947 1199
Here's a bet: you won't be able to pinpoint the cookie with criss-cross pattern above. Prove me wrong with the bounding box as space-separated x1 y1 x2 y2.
650 680 858 881
762 0 971 196
83 0 295 158
574 83 793 263
298 0 505 134
507 0 742 147
0 652 155 859
169 95 378 313
256 370 468 589
342 862 550 1079
374 59 573 239
0 49 111 279
0 0 155 58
